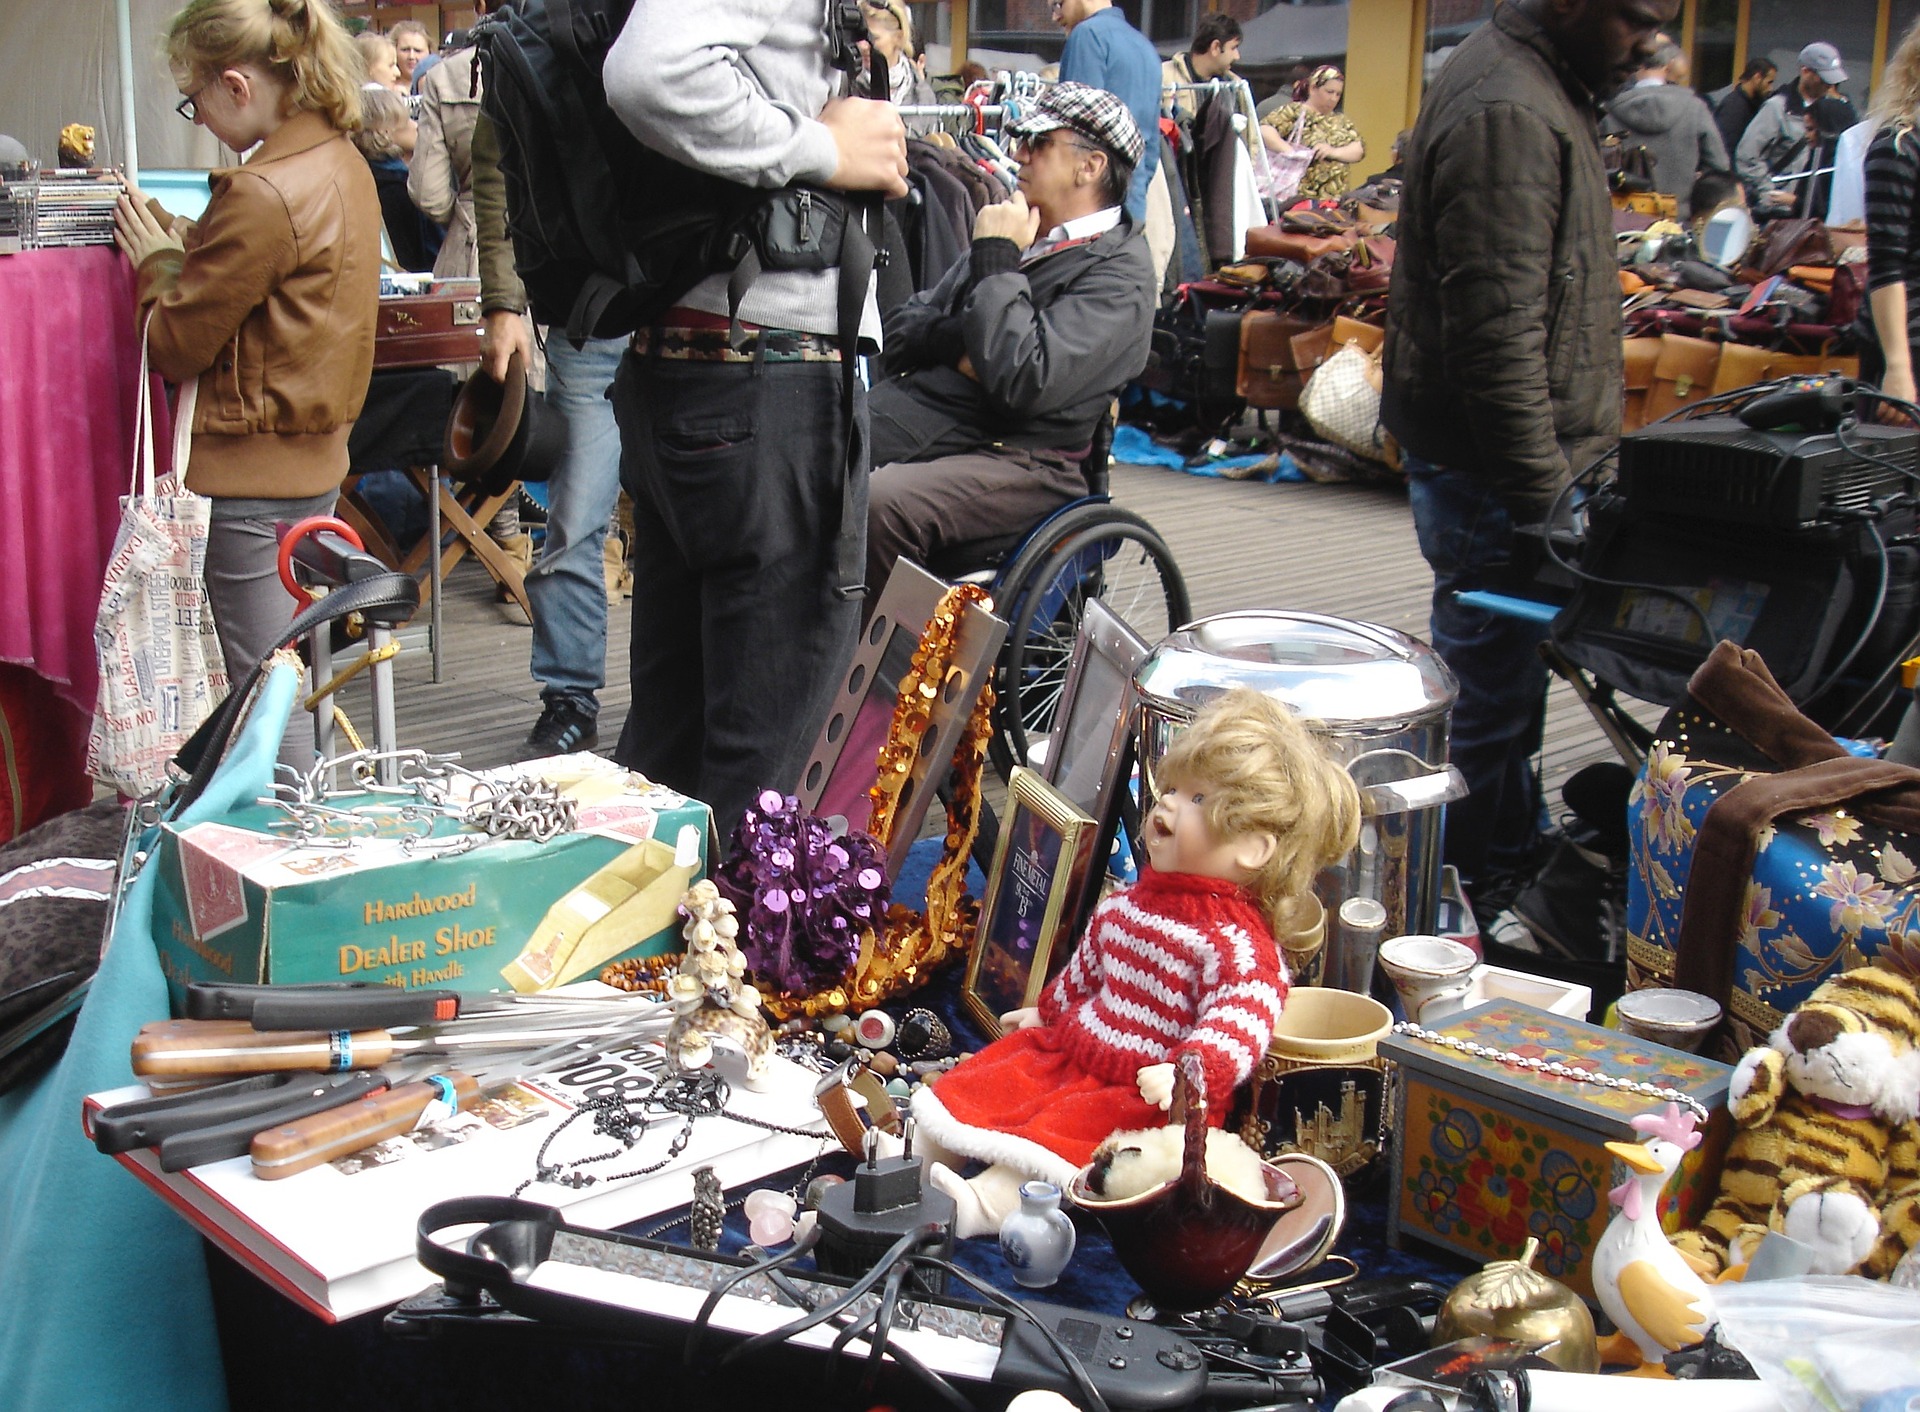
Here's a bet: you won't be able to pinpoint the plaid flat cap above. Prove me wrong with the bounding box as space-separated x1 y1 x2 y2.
1005 82 1144 168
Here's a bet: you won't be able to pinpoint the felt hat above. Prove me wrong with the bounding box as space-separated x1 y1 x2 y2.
442 350 567 496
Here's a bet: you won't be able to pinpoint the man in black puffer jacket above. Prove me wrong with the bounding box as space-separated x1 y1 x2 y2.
1381 0 1674 915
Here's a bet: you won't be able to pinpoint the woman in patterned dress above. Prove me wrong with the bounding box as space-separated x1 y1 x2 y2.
1262 65 1365 200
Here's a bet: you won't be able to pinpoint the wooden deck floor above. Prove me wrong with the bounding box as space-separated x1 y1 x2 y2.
387 462 1639 805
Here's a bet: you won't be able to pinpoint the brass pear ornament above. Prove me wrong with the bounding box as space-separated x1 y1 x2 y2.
1432 1237 1599 1374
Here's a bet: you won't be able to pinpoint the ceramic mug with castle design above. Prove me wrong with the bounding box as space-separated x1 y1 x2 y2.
1234 988 1393 1179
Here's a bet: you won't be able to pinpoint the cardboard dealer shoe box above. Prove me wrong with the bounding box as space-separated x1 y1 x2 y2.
149 754 713 1004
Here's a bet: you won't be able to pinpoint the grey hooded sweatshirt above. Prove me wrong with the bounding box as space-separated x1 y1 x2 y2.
1604 81 1730 217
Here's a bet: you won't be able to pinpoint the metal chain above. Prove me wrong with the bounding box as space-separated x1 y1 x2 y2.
1390 1020 1712 1123
514 1069 832 1198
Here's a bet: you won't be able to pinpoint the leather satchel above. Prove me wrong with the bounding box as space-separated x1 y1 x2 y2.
1644 333 1720 421
1622 336 1661 432
1237 310 1324 410
1331 313 1384 355
1245 226 1358 263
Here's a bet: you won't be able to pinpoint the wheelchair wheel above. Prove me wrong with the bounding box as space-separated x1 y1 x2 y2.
992 504 1190 770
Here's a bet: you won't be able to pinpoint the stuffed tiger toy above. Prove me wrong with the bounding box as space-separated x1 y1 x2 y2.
1672 966 1920 1279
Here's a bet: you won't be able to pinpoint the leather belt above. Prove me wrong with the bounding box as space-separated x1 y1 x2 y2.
633 325 842 363
812 1058 901 1156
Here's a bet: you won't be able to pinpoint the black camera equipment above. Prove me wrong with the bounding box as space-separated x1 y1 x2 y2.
1549 377 1920 731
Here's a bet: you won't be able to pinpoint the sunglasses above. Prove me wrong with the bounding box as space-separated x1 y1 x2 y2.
1010 130 1100 161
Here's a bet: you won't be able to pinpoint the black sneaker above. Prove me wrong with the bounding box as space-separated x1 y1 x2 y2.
525 698 598 757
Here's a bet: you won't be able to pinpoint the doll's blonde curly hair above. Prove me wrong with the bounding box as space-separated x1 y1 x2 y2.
1155 687 1360 932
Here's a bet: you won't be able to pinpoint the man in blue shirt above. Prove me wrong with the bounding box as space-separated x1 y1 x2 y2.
1056 0 1161 221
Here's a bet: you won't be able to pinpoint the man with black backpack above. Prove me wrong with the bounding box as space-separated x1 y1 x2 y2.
599 0 908 835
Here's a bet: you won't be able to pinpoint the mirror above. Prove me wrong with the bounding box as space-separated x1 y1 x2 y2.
1700 204 1754 270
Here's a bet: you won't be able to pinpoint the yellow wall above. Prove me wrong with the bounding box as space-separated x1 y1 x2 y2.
1344 0 1427 180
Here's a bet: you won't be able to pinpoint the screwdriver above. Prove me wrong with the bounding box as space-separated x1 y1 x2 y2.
183 980 666 1031
247 1032 651 1180
130 1010 672 1078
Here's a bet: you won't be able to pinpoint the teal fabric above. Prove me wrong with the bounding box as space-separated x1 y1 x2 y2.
0 664 298 1412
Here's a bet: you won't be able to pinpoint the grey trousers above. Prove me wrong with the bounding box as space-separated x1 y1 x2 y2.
865 448 1087 600
204 494 334 771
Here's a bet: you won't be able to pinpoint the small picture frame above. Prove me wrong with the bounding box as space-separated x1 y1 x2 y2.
964 767 1098 1039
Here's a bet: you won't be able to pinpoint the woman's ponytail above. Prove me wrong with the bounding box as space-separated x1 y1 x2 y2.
167 0 363 133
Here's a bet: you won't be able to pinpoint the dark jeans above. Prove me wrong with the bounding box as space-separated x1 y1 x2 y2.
1406 456 1550 886
610 351 866 838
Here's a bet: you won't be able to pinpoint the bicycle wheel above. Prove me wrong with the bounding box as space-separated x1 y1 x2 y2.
993 505 1190 769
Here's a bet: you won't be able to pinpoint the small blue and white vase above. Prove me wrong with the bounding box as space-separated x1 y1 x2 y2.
998 1180 1076 1288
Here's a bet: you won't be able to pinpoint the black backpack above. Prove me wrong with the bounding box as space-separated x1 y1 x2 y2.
470 0 878 346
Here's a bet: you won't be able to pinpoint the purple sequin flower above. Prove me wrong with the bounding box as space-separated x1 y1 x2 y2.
714 791 893 994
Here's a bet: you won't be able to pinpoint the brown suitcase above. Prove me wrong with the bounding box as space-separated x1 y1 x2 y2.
1237 311 1324 410
373 287 484 369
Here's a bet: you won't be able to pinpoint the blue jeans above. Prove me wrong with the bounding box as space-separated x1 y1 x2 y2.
1406 456 1550 885
528 335 627 709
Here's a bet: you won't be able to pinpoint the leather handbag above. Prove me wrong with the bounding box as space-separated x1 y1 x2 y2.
1668 288 1732 311
1626 641 1920 1061
1754 217 1831 278
1245 226 1357 263
1300 339 1394 464
1644 333 1721 421
1708 341 1779 394
1345 235 1395 293
1281 207 1355 236
1237 310 1322 410
1622 336 1662 432
1331 313 1384 355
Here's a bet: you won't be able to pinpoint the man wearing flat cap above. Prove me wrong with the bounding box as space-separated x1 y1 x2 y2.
863 83 1156 597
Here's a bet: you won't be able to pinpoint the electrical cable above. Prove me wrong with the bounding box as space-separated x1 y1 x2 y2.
1538 472 1721 650
720 1223 946 1368
1807 514 1891 703
911 1254 1114 1412
683 1223 825 1369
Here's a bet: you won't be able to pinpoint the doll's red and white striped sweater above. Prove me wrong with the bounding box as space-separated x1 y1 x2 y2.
1036 868 1287 1107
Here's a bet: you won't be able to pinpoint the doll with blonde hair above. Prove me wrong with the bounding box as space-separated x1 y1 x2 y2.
914 687 1362 1236
112 0 380 766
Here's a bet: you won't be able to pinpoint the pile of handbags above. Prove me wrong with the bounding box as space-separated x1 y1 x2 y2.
1136 191 1402 467
1619 215 1865 430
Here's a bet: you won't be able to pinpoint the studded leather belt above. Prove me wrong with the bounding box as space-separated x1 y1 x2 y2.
633 325 843 363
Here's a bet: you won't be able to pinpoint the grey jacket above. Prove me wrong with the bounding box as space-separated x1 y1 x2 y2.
1381 3 1622 523
1735 91 1812 201
869 219 1155 465
1603 81 1728 216
604 0 856 337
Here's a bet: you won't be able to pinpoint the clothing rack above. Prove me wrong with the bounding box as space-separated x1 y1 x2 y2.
1165 75 1283 224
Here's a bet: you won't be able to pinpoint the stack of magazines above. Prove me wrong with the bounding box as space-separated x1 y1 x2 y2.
31 169 125 248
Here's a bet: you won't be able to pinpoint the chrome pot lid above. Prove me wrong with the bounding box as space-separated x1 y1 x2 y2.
1134 611 1457 729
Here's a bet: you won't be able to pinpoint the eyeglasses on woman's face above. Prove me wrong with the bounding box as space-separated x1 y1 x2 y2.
175 80 215 123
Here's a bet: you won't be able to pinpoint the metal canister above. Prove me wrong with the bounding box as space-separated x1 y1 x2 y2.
1133 611 1465 983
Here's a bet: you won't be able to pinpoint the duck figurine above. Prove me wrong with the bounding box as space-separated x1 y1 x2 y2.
1593 1103 1713 1374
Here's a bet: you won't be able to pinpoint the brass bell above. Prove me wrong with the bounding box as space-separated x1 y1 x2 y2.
1432 1237 1599 1374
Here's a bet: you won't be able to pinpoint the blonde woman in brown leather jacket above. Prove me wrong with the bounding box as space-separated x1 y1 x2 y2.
113 0 380 744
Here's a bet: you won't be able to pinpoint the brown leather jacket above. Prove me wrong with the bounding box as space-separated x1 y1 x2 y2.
136 109 382 500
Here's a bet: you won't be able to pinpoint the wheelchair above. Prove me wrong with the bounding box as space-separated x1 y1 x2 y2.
921 412 1193 782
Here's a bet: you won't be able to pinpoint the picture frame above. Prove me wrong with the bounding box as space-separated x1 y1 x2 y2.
963 767 1098 1039
793 559 1007 880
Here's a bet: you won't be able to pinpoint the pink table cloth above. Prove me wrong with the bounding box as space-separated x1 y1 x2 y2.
0 246 169 721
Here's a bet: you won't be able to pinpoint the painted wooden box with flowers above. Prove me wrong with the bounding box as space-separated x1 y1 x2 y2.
1381 1001 1730 1302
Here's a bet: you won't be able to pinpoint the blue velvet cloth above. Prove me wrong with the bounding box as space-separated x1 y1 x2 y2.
0 664 301 1412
